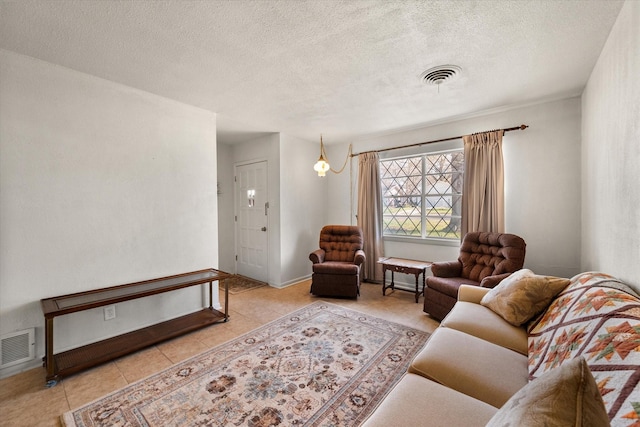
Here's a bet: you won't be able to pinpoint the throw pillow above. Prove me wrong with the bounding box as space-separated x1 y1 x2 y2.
480 269 570 326
486 356 610 427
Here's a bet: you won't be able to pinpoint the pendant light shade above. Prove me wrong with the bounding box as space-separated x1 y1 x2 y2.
313 135 351 177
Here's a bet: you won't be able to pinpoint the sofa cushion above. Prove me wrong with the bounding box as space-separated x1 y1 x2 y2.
458 232 526 283
318 225 364 262
409 327 529 408
312 261 359 275
441 301 528 355
487 357 610 427
426 276 480 298
361 373 497 427
480 268 570 326
528 272 640 425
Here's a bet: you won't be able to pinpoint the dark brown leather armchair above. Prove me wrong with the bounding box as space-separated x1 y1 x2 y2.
309 225 366 298
424 231 526 320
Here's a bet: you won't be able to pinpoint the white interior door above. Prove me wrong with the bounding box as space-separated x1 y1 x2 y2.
235 161 268 282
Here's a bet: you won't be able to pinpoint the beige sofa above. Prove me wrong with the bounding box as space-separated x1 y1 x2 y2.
363 271 640 426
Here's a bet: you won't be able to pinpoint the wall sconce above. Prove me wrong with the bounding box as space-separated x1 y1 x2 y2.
313 135 352 177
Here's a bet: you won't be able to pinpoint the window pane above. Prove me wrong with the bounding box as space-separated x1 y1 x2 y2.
380 149 463 240
381 157 422 236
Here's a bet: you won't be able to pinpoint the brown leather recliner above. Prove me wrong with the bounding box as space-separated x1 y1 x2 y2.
424 231 526 320
309 225 366 298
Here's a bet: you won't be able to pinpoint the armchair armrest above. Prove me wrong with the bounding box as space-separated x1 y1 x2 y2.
458 284 490 304
354 249 366 266
431 261 462 278
480 272 511 288
309 249 325 264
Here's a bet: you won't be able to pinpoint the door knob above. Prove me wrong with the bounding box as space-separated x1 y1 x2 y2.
261 227 267 231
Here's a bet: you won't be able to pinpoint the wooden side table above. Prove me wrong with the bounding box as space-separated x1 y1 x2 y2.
378 257 432 303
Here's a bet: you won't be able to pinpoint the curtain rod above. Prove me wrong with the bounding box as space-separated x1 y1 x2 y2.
351 124 529 157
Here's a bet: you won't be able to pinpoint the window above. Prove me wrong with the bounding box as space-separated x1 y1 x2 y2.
380 150 463 240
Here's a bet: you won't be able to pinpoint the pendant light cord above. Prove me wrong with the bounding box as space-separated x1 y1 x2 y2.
321 142 352 174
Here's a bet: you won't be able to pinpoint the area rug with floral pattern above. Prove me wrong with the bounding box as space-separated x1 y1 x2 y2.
62 302 430 427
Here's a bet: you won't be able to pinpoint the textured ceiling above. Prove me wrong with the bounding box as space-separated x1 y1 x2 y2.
0 0 624 144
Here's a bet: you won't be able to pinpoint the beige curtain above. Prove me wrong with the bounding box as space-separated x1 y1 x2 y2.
461 130 505 236
357 152 384 282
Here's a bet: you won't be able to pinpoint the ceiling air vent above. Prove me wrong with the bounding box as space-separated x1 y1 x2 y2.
420 65 462 87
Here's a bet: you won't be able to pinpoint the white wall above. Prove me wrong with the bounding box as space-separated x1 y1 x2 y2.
279 134 327 286
323 144 356 226
216 142 235 274
327 97 583 279
0 50 219 377
582 0 640 290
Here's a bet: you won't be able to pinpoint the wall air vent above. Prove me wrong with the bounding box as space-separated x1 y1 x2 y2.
0 328 35 369
420 65 462 87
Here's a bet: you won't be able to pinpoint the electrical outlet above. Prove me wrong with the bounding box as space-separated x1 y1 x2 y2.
104 305 116 321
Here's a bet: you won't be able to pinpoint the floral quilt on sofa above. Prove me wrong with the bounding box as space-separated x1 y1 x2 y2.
528 272 640 426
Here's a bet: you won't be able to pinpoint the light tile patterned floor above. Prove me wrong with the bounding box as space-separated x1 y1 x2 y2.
0 280 439 426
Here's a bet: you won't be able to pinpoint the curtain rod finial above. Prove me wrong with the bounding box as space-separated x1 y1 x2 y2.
520 124 528 130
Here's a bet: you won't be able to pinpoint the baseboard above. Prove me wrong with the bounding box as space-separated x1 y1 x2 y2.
271 274 312 289
273 276 417 292
0 358 42 380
